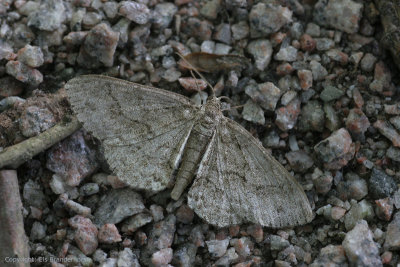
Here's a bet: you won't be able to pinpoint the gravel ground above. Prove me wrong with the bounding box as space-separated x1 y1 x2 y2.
1 0 400 266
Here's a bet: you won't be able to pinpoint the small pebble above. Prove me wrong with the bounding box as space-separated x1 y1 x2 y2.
98 224 122 244
68 215 98 255
342 220 382 266
384 211 400 250
6 60 43 86
242 100 265 125
206 239 230 258
249 3 292 37
275 98 301 131
375 198 393 221
285 150 314 173
297 70 313 90
176 204 194 224
314 128 355 170
245 81 281 111
344 200 374 231
119 1 150 24
17 44 44 68
275 46 298 62
93 188 144 226
151 248 173 266
121 212 153 233
360 53 377 72
369 168 397 200
246 39 273 71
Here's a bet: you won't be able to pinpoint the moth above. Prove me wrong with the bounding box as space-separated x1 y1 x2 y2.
65 75 313 228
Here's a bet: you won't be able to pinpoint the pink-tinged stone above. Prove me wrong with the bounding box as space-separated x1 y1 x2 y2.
276 63 294 76
231 237 254 258
275 98 301 131
30 206 43 220
300 34 316 52
346 108 370 136
77 23 119 69
0 170 30 265
65 199 91 216
370 61 392 94
119 1 150 24
106 175 127 189
46 131 98 187
331 206 346 220
384 104 400 115
246 224 264 243
352 87 364 108
63 31 88 46
381 251 392 264
178 77 208 92
375 198 393 221
176 204 194 224
182 17 212 41
297 69 313 90
0 77 24 97
326 49 349 65
151 248 173 266
17 44 44 68
373 120 400 147
229 225 240 237
68 215 98 255
314 128 355 170
135 231 148 246
5 60 43 86
384 212 400 250
98 224 122 244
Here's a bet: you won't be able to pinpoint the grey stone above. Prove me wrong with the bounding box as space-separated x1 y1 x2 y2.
369 168 397 199
121 212 153 233
274 46 298 62
344 200 374 230
172 243 197 267
17 44 44 68
30 221 46 241
249 3 292 37
94 188 144 226
313 0 363 34
242 99 265 125
19 105 56 137
285 150 314 173
342 220 382 267
23 179 47 209
270 235 290 251
245 81 281 111
298 100 325 132
246 39 273 71
337 172 368 201
117 248 140 267
79 183 100 196
320 86 344 102
206 239 230 258
153 2 178 29
27 0 65 31
119 1 150 24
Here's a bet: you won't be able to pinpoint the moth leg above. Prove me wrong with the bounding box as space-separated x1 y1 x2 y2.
171 130 216 200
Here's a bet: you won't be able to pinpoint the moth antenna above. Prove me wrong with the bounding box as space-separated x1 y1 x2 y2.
176 52 215 97
189 70 201 92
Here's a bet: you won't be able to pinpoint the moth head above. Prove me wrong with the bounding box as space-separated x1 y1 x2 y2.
203 97 222 121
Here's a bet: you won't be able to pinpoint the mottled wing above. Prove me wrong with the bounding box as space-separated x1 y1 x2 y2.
65 75 199 192
188 117 313 228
